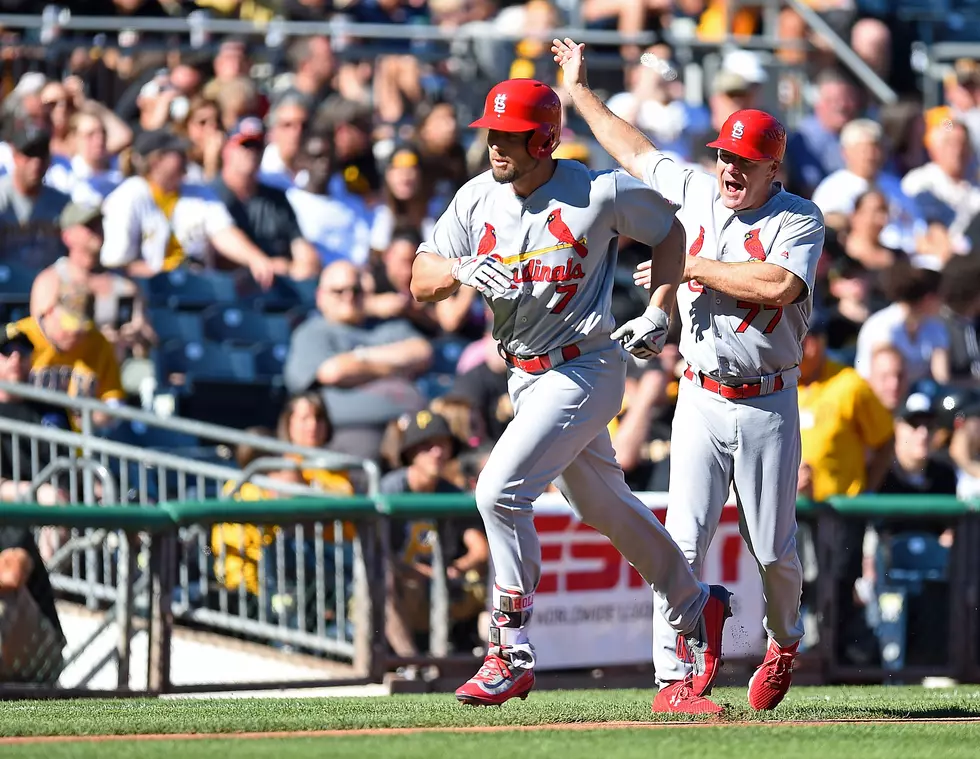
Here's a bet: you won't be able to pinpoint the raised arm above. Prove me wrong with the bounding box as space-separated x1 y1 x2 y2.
553 38 656 180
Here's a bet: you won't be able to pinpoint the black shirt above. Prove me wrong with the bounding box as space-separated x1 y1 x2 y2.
0 400 68 483
878 457 959 535
451 362 511 444
212 178 302 261
0 527 64 643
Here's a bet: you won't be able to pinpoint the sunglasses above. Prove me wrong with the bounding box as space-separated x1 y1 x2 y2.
326 285 363 297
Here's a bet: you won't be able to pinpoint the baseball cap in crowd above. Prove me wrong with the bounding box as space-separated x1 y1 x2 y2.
53 281 95 333
6 122 51 158
398 410 461 465
721 49 768 84
133 128 189 158
937 387 980 428
386 145 420 170
0 323 34 356
227 116 266 147
59 202 103 231
713 70 753 97
897 390 937 426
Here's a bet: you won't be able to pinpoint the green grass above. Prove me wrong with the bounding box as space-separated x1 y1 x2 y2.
3 725 980 759
0 686 979 737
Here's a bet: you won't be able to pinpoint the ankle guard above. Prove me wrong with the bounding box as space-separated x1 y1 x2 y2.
489 584 533 647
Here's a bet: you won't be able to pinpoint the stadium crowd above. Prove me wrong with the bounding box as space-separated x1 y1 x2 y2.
2 0 980 674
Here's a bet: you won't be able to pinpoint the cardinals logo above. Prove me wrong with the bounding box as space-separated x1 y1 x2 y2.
743 228 766 261
546 208 588 258
477 222 497 256
689 225 705 256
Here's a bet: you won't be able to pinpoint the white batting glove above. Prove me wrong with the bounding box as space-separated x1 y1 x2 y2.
452 254 514 296
611 304 669 360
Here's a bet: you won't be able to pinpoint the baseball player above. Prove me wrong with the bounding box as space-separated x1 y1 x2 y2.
554 39 825 713
410 78 732 708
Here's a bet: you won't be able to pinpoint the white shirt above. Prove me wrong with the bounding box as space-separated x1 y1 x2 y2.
259 144 308 190
901 161 980 241
286 187 374 268
854 302 949 384
101 176 234 273
811 168 924 252
44 155 123 206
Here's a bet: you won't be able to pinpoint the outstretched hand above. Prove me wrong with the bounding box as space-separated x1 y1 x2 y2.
552 37 588 90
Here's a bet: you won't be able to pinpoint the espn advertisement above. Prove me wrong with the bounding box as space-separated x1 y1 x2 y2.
528 492 766 671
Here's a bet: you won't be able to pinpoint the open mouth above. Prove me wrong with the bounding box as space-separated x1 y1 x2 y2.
724 179 744 193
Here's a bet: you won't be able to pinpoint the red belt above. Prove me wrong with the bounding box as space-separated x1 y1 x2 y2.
684 365 784 399
501 344 581 373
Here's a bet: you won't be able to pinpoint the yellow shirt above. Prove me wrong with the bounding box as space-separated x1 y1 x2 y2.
211 471 356 595
15 317 123 404
148 184 185 272
798 360 894 502
697 0 759 40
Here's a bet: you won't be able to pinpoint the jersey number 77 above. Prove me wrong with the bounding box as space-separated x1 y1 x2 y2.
735 300 783 334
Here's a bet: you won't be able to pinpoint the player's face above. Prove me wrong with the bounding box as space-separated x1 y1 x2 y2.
487 129 536 184
715 149 778 210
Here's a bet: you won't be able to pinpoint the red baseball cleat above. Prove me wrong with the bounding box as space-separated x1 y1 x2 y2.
747 639 799 710
652 677 724 715
687 585 733 696
456 649 535 706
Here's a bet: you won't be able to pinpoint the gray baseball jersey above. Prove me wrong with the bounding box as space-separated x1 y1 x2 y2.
418 157 712 671
640 152 824 379
634 149 821 690
419 159 679 357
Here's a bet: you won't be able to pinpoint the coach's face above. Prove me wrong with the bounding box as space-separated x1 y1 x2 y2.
716 149 778 210
487 129 537 184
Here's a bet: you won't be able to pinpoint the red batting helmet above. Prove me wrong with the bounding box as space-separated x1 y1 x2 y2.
707 109 786 162
469 79 562 160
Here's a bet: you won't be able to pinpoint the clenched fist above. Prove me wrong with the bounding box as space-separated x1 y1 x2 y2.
611 304 669 360
452 254 515 296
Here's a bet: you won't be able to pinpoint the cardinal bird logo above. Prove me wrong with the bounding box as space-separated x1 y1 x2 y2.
689 225 705 256
743 228 766 261
546 208 588 257
476 222 497 256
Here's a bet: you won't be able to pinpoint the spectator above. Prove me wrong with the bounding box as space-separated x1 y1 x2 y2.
202 38 252 100
850 18 892 85
841 189 903 274
44 108 124 206
212 117 321 281
100 129 276 287
276 391 355 496
824 256 872 357
285 130 374 268
8 279 122 428
811 119 923 253
854 261 950 385
866 345 909 414
0 123 70 269
380 410 489 657
415 100 469 200
798 314 895 503
938 254 980 383
258 95 310 191
365 227 442 335
319 97 380 200
0 329 69 505
901 118 980 254
786 70 861 197
283 261 432 460
213 76 262 133
451 332 512 445
703 71 759 141
176 96 224 184
40 81 76 159
945 391 980 500
30 203 155 362
880 390 958 498
605 44 708 161
280 36 337 113
370 145 439 254
611 358 674 493
0 526 65 684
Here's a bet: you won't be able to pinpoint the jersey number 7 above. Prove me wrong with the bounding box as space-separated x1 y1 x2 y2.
548 284 578 314
735 300 783 334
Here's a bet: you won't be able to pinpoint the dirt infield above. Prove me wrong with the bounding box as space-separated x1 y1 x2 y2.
4 717 980 744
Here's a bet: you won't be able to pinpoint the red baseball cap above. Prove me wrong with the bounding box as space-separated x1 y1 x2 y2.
707 109 786 162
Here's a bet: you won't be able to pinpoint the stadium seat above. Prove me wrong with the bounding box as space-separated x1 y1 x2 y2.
254 342 289 379
150 310 205 345
0 263 39 302
202 306 292 346
431 336 469 374
0 299 30 323
416 372 455 400
250 276 318 312
158 341 257 383
142 270 239 310
106 419 200 451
